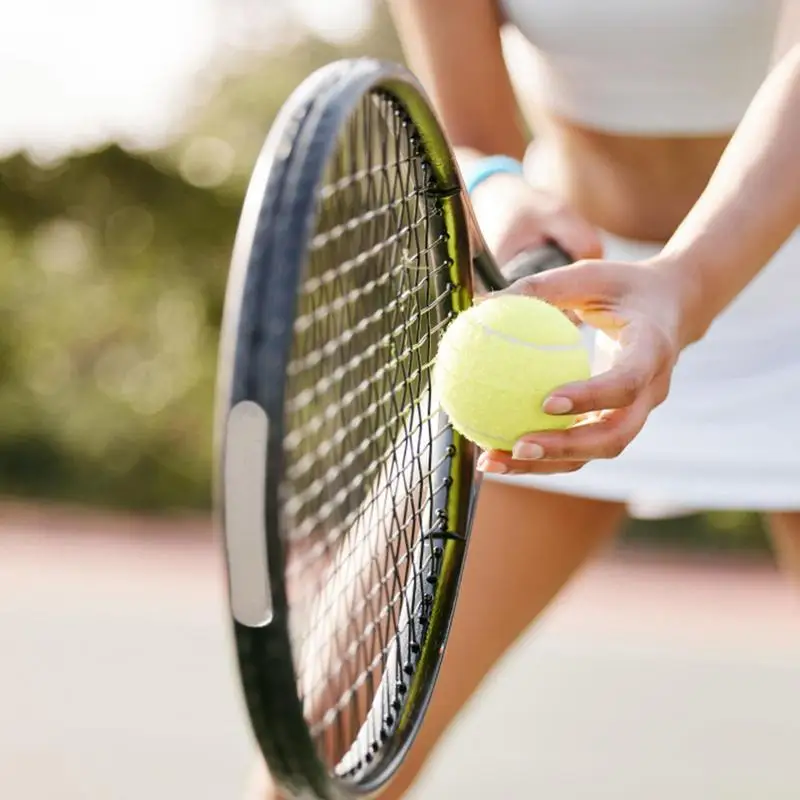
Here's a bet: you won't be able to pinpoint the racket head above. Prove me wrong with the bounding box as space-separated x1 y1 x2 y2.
215 59 478 798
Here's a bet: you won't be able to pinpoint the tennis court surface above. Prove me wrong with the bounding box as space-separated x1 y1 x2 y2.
1 504 798 799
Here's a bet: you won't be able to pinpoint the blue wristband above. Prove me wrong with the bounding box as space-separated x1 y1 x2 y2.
463 155 524 195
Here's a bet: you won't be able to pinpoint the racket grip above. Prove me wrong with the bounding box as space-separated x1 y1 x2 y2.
502 242 573 282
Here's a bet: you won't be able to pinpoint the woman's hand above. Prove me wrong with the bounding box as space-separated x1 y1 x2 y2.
469 172 603 264
477 257 696 475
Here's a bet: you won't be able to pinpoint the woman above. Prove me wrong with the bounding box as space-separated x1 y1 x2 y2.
257 3 800 796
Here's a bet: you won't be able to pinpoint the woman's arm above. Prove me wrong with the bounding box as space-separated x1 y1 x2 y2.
476 44 800 473
663 44 800 346
387 0 602 260
387 0 527 162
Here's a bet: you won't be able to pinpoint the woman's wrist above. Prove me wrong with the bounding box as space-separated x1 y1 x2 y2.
456 149 529 253
456 149 525 186
644 251 714 350
462 155 525 195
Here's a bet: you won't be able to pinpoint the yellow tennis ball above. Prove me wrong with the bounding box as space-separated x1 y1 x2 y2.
432 294 591 451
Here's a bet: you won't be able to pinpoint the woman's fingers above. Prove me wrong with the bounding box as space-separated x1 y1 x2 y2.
501 264 665 416
511 401 650 464
469 256 684 474
545 321 670 415
476 396 652 475
543 361 651 416
538 210 603 260
477 451 586 476
504 258 621 310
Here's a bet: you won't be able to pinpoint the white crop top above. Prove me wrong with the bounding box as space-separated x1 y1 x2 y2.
500 0 784 134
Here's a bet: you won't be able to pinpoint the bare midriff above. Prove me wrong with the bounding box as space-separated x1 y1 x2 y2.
530 113 732 243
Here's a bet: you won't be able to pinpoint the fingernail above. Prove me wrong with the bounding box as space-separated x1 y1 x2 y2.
477 455 507 474
512 442 544 460
543 395 573 415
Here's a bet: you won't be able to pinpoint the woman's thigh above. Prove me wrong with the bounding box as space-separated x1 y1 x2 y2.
254 480 626 799
767 512 800 582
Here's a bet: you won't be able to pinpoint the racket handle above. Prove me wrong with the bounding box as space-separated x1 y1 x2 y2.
502 242 573 282
473 242 573 292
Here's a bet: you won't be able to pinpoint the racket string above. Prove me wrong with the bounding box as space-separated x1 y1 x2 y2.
291 417 445 672
285 272 451 418
279 89 459 774
283 410 450 564
317 156 415 200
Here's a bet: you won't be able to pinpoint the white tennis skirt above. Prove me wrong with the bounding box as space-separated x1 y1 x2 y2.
490 228 800 515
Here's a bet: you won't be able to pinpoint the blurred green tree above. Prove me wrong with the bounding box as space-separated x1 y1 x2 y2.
0 1 769 554
0 2 403 512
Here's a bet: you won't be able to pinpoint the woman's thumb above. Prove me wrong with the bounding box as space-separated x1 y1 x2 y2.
500 259 607 312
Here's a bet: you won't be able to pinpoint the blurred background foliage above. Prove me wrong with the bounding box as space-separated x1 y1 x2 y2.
0 0 768 552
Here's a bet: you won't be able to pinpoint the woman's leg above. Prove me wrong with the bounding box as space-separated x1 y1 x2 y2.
254 481 626 799
767 512 800 584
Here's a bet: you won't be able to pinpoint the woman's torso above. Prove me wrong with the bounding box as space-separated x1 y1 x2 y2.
498 0 785 242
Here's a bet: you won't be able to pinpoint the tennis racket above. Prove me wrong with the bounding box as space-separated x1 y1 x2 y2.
215 58 570 800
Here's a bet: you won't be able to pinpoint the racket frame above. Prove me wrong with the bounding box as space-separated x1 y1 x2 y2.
215 59 481 799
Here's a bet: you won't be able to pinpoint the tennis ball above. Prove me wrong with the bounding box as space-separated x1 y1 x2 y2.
432 295 591 452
